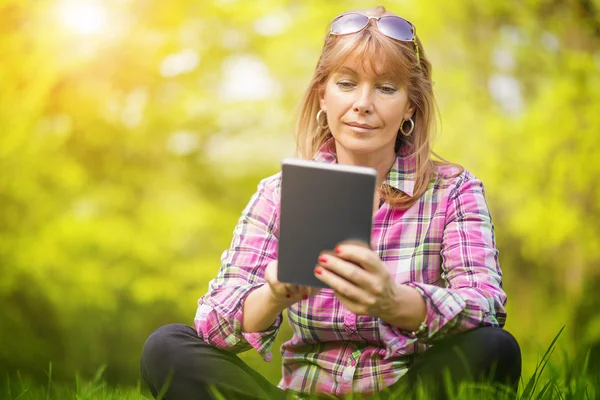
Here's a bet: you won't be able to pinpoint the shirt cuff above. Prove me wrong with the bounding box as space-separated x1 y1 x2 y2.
195 284 282 360
237 284 282 361
378 320 418 360
241 315 281 362
403 281 466 341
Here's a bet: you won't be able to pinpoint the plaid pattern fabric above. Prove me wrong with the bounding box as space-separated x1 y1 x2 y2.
194 138 507 398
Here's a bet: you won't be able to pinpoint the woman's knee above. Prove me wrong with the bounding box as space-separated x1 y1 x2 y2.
475 327 521 363
466 327 522 384
141 324 198 372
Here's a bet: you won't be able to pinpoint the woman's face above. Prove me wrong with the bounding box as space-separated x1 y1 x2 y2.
319 63 414 159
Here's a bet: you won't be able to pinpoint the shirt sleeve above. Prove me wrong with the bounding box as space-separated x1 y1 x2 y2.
193 176 282 361
408 173 507 343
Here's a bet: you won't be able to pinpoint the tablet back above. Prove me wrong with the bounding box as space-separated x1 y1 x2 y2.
277 159 377 288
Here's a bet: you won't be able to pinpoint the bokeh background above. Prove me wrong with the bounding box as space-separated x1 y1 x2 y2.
1 0 599 390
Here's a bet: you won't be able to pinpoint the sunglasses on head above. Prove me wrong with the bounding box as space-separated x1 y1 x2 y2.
329 13 420 65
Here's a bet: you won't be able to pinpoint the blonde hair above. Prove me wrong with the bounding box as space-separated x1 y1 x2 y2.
294 6 462 210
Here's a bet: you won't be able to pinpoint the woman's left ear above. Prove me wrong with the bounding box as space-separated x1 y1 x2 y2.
404 105 415 121
319 85 327 111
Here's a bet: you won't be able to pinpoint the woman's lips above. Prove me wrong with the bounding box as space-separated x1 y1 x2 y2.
345 122 376 133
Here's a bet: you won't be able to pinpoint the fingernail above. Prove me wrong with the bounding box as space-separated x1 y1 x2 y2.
334 247 341 254
314 267 322 275
318 256 327 263
303 295 308 300
286 294 291 298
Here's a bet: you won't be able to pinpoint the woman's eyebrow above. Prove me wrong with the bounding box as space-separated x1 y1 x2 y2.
378 72 398 81
336 66 398 82
336 66 359 75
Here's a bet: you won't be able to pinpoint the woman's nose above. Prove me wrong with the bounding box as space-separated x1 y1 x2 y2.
352 86 374 114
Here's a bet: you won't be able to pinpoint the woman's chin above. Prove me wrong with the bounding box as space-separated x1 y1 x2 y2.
334 136 393 157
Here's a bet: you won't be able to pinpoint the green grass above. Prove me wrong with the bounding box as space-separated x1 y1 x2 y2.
3 329 598 399
2 365 597 400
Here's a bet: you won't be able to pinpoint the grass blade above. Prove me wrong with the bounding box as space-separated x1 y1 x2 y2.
45 362 52 400
521 326 565 398
534 379 552 399
155 369 173 400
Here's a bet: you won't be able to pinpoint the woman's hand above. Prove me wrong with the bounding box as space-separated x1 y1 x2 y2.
264 260 320 308
242 261 319 333
313 242 401 321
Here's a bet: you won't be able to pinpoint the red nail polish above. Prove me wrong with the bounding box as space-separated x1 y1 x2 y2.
318 256 327 263
303 295 308 300
334 247 341 254
314 268 322 275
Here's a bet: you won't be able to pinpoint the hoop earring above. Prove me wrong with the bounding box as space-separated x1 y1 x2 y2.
316 109 328 129
400 118 414 137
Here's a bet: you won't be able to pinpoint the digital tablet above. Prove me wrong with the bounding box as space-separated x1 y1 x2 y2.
277 158 377 288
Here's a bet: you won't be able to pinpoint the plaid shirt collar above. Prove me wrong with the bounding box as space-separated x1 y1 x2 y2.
311 137 417 197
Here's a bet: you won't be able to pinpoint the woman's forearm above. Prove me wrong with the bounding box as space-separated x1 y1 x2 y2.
383 284 427 332
241 284 288 333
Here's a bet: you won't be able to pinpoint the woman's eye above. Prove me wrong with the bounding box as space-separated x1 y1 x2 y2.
379 85 397 94
336 81 356 89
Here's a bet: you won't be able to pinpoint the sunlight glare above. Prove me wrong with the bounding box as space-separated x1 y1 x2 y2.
59 0 108 35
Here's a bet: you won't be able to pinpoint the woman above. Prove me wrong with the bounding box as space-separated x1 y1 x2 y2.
141 6 521 400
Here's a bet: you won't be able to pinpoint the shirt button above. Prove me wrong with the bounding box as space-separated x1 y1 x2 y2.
342 366 354 381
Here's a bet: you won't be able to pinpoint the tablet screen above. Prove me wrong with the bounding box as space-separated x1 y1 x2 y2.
277 159 377 288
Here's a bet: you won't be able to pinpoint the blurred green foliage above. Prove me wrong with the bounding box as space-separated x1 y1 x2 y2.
1 0 599 388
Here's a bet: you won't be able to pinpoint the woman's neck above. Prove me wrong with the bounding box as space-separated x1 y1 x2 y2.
335 146 396 188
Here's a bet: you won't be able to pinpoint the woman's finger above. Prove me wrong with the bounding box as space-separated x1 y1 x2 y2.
333 291 370 316
298 286 310 300
314 265 370 304
333 244 384 274
317 254 375 288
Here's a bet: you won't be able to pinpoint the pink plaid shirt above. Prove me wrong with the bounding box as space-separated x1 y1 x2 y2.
194 139 507 398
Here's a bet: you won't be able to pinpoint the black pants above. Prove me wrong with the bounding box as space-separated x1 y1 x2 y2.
140 324 521 400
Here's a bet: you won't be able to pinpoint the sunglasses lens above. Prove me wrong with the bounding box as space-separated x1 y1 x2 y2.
330 13 369 35
378 16 414 41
